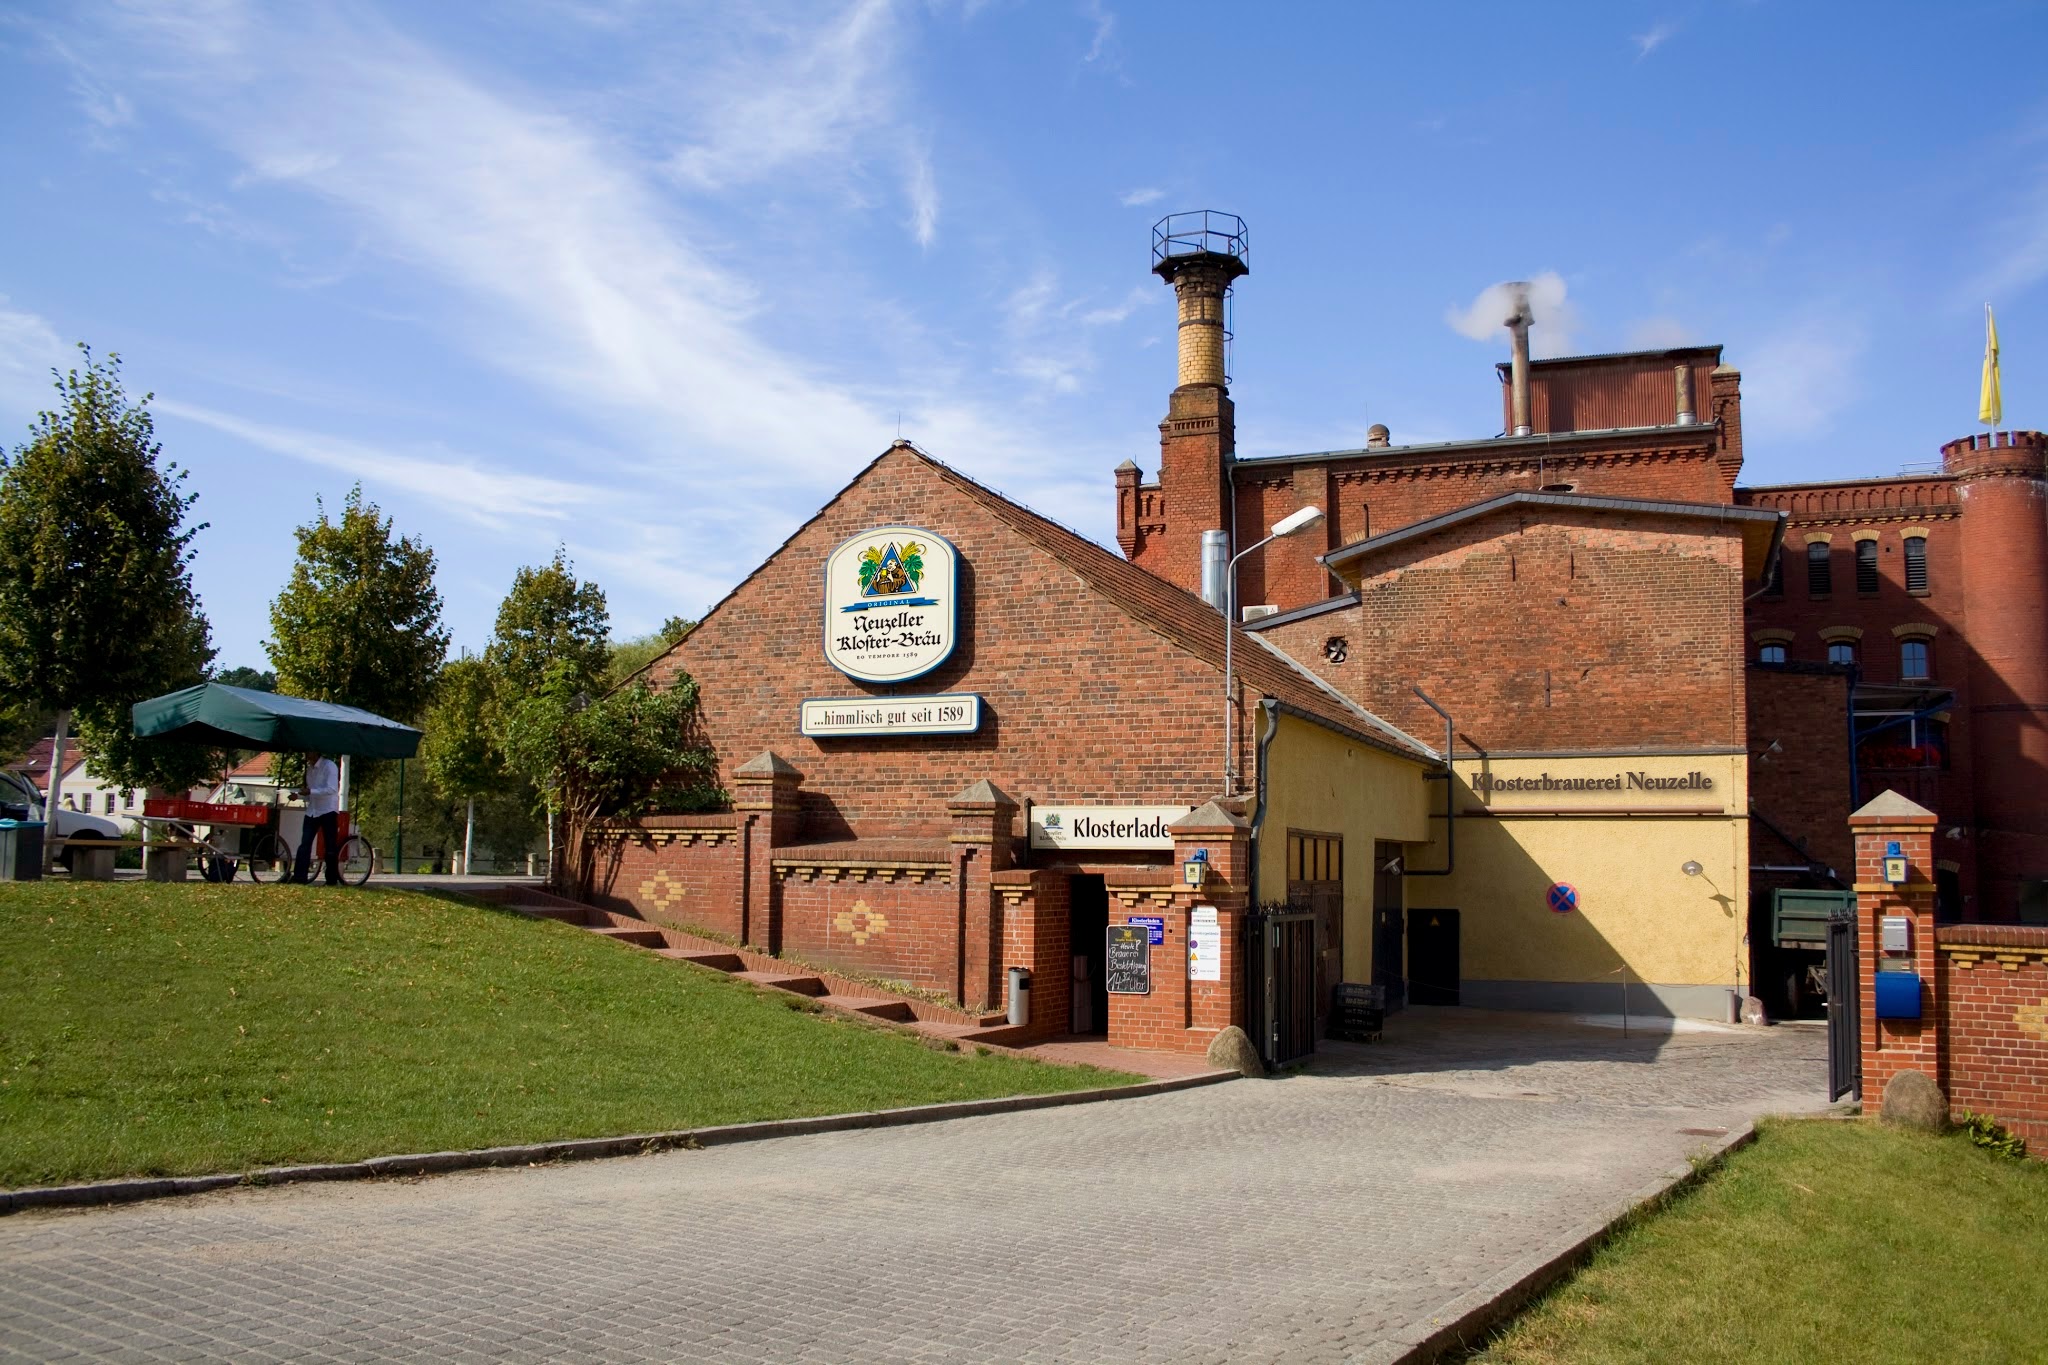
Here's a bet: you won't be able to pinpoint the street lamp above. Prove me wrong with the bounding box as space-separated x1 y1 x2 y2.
1224 504 1325 792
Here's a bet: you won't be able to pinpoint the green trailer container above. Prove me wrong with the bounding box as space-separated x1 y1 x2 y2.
1766 888 1855 1017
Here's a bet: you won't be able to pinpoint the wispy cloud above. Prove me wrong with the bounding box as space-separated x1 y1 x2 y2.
1079 285 1154 327
1626 316 1694 349
1741 317 1868 439
0 300 69 418
158 400 604 530
1633 21 1676 59
1119 186 1163 208
906 144 939 248
1445 272 1579 357
1081 0 1117 64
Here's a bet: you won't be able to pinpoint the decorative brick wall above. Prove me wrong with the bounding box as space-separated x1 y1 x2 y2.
1854 794 2048 1150
1938 925 2048 1148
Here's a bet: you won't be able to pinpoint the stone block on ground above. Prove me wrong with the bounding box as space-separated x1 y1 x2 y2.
1880 1068 1948 1132
1206 1025 1265 1077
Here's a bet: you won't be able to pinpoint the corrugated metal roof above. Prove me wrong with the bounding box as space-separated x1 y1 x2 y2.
1234 422 1714 468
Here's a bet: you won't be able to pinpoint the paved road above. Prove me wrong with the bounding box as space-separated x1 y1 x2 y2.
0 1010 1828 1363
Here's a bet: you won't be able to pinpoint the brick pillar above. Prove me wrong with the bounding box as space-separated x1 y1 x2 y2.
1710 364 1744 494
1114 459 1143 558
732 751 802 952
1852 790 1943 1115
948 779 1016 1012
1158 797 1251 1051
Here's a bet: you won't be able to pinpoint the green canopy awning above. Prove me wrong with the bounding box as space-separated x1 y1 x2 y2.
132 683 422 759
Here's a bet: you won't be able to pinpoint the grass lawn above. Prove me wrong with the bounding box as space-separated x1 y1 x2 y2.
0 882 1136 1188
1474 1118 2048 1364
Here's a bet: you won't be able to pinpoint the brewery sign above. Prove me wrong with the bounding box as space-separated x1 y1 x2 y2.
1028 805 1190 851
822 525 959 683
800 693 982 737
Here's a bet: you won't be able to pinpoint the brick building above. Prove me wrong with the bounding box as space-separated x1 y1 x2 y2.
607 213 2040 1053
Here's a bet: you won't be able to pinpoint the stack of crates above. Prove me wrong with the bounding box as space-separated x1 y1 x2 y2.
1328 982 1385 1043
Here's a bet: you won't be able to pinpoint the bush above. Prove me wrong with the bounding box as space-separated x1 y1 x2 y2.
1959 1112 2028 1160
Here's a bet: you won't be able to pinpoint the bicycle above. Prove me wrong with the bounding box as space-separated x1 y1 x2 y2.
248 831 378 887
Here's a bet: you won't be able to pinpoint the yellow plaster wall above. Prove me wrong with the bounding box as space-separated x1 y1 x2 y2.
1256 712 1432 981
1402 752 1749 990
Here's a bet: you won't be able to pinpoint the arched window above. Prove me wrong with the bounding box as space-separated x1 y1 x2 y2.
1900 638 1930 681
1759 643 1787 665
1828 641 1856 667
1904 536 1928 593
1855 539 1879 594
1806 541 1832 596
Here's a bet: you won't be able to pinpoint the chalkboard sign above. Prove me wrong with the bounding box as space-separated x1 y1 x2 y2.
1328 982 1385 1043
1106 924 1151 995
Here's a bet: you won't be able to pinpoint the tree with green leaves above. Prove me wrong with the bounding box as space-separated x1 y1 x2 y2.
500 661 717 893
214 666 275 692
267 485 448 723
0 348 221 820
605 614 696 686
419 654 508 870
486 549 611 698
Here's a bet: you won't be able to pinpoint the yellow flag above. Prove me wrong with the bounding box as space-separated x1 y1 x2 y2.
1979 304 2002 426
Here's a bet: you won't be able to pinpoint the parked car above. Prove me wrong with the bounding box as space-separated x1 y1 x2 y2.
0 769 122 869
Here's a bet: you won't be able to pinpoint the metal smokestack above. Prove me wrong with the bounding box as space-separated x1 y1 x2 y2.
1674 363 1696 425
1506 282 1533 436
1199 530 1229 610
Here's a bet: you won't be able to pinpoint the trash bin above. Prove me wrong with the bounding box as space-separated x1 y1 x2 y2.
1006 966 1031 1028
0 819 46 881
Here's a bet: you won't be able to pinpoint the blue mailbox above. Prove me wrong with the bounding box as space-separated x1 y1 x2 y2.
1874 970 1922 1021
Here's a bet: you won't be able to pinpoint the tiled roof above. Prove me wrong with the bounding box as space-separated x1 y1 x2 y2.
925 452 1437 764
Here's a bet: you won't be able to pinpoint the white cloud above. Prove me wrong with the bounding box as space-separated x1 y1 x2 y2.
158 400 605 530
906 145 939 248
1741 319 1867 438
1633 21 1676 58
1079 285 1154 327
665 0 900 191
1445 272 1579 357
1626 316 1694 349
0 300 70 417
1081 0 1117 65
1119 186 1163 207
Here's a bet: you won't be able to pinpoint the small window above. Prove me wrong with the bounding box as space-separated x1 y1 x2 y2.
104 793 116 815
1359 504 1370 540
1855 539 1879 593
1901 639 1930 681
1759 643 1787 665
1904 536 1928 593
1828 641 1856 666
123 790 135 809
1287 832 1342 886
1806 541 1832 596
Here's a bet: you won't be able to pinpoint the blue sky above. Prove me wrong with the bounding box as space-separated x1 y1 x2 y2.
3 1 2044 672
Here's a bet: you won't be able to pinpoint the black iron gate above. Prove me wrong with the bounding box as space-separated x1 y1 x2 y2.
1247 906 1317 1069
1826 910 1860 1102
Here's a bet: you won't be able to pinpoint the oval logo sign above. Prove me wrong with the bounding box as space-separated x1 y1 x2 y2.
822 525 959 683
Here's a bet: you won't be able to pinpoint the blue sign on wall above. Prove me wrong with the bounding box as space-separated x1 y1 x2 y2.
1128 915 1166 946
1546 883 1579 914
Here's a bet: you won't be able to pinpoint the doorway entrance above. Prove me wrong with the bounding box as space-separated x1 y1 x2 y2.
1409 906 1460 1006
1069 874 1109 1035
1373 841 1406 1011
1287 830 1343 1028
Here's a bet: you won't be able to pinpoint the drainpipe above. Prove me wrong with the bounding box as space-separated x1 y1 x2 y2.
1248 699 1280 910
1404 686 1457 877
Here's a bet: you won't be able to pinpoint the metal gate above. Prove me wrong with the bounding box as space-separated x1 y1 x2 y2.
1826 910 1860 1102
1247 907 1317 1069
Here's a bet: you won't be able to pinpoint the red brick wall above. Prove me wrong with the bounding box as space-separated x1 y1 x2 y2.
1259 508 1748 752
651 447 1232 841
1855 819 1941 1110
998 871 1072 1042
587 821 746 937
1230 444 1732 615
777 874 961 994
1746 666 1854 881
1938 927 2048 1149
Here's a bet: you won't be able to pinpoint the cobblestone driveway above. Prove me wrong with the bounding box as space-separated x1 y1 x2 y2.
0 1010 1828 1363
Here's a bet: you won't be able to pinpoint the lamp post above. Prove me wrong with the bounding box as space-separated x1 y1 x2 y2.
1224 504 1325 793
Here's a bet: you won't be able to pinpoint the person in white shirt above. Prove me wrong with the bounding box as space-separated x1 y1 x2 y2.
290 753 343 886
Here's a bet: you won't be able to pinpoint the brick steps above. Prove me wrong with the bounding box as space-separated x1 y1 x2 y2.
490 889 1013 1048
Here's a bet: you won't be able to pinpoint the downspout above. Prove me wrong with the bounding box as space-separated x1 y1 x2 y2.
1248 698 1280 910
1404 686 1457 877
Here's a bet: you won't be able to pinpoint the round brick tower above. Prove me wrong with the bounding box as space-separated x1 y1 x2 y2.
1943 428 2048 920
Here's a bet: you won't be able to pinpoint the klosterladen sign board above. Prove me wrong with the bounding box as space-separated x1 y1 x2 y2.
1028 805 1190 851
822 525 959 684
